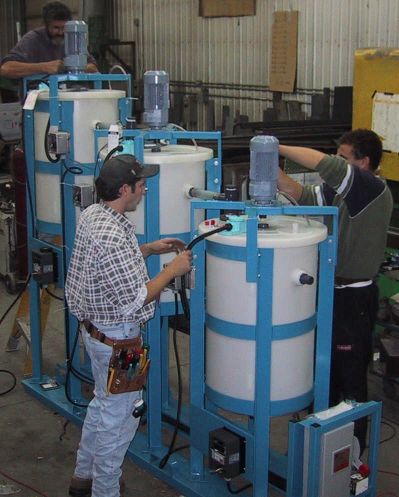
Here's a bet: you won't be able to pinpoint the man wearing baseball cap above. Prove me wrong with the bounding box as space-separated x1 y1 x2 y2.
65 154 192 497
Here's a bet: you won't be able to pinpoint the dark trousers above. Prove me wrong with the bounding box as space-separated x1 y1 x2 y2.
329 283 379 454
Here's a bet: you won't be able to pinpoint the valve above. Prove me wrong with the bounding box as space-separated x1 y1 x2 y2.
292 270 314 286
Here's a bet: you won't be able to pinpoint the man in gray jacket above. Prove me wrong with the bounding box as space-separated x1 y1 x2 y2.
278 129 393 454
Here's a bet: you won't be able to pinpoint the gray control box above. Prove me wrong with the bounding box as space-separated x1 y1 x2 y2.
303 422 354 497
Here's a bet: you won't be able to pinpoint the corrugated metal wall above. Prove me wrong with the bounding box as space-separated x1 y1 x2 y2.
0 0 23 61
108 0 399 129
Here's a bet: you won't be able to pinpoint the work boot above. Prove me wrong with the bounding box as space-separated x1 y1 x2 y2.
68 476 91 497
68 476 126 497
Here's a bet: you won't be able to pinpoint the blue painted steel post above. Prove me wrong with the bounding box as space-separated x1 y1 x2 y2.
286 420 305 497
144 167 163 449
313 234 336 411
48 75 61 127
252 224 274 497
57 98 82 401
367 401 382 495
24 108 43 381
189 211 207 481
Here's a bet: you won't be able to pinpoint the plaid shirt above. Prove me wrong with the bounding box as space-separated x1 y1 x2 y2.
65 203 155 325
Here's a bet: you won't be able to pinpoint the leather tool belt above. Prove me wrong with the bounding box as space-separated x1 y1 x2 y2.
82 320 150 394
82 320 115 346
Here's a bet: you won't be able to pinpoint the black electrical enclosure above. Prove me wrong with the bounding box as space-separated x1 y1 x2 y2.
209 427 245 479
32 248 58 285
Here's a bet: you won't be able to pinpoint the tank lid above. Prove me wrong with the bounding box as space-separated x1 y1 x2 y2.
144 144 213 163
199 215 327 248
37 89 126 100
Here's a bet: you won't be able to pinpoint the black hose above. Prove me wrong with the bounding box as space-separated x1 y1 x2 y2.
45 287 63 301
226 480 252 494
178 281 191 321
102 145 124 165
179 223 233 321
44 118 61 163
0 274 31 327
59 165 94 404
64 322 94 409
186 223 233 251
159 295 185 469
0 370 17 395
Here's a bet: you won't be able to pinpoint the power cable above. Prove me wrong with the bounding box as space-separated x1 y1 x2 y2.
378 470 399 479
44 117 61 163
379 420 397 445
179 222 233 321
0 370 17 395
0 274 31 327
64 323 92 408
226 480 252 494
159 295 187 468
59 161 94 406
102 144 124 165
45 287 63 301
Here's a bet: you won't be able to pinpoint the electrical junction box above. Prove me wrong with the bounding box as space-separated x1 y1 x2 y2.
209 427 245 479
73 184 94 209
303 422 354 497
32 248 57 285
47 126 70 155
173 270 195 291
350 472 369 495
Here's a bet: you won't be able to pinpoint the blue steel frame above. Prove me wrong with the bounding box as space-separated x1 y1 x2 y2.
22 73 377 497
188 200 341 497
22 71 244 497
22 73 132 401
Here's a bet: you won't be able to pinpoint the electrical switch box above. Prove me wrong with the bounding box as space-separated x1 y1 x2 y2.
32 248 58 285
47 126 70 155
73 184 94 208
209 427 245 479
303 422 354 497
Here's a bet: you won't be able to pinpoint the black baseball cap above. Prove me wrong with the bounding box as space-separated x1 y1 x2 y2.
99 154 159 187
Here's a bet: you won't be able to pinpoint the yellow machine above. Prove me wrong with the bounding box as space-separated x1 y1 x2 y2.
353 48 399 181
354 49 399 403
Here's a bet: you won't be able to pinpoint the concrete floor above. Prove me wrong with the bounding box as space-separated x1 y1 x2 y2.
0 281 398 497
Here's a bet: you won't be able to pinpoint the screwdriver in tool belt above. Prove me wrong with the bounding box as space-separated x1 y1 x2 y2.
124 351 133 368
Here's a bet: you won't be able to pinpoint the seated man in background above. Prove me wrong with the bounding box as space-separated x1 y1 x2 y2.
0 1 97 79
277 129 393 454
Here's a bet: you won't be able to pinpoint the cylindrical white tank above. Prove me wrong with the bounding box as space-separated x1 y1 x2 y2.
128 144 213 303
34 90 125 232
129 144 213 235
200 215 327 416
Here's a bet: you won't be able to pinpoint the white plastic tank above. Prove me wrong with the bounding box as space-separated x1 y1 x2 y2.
200 215 327 415
128 144 213 303
34 90 125 230
129 144 213 235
